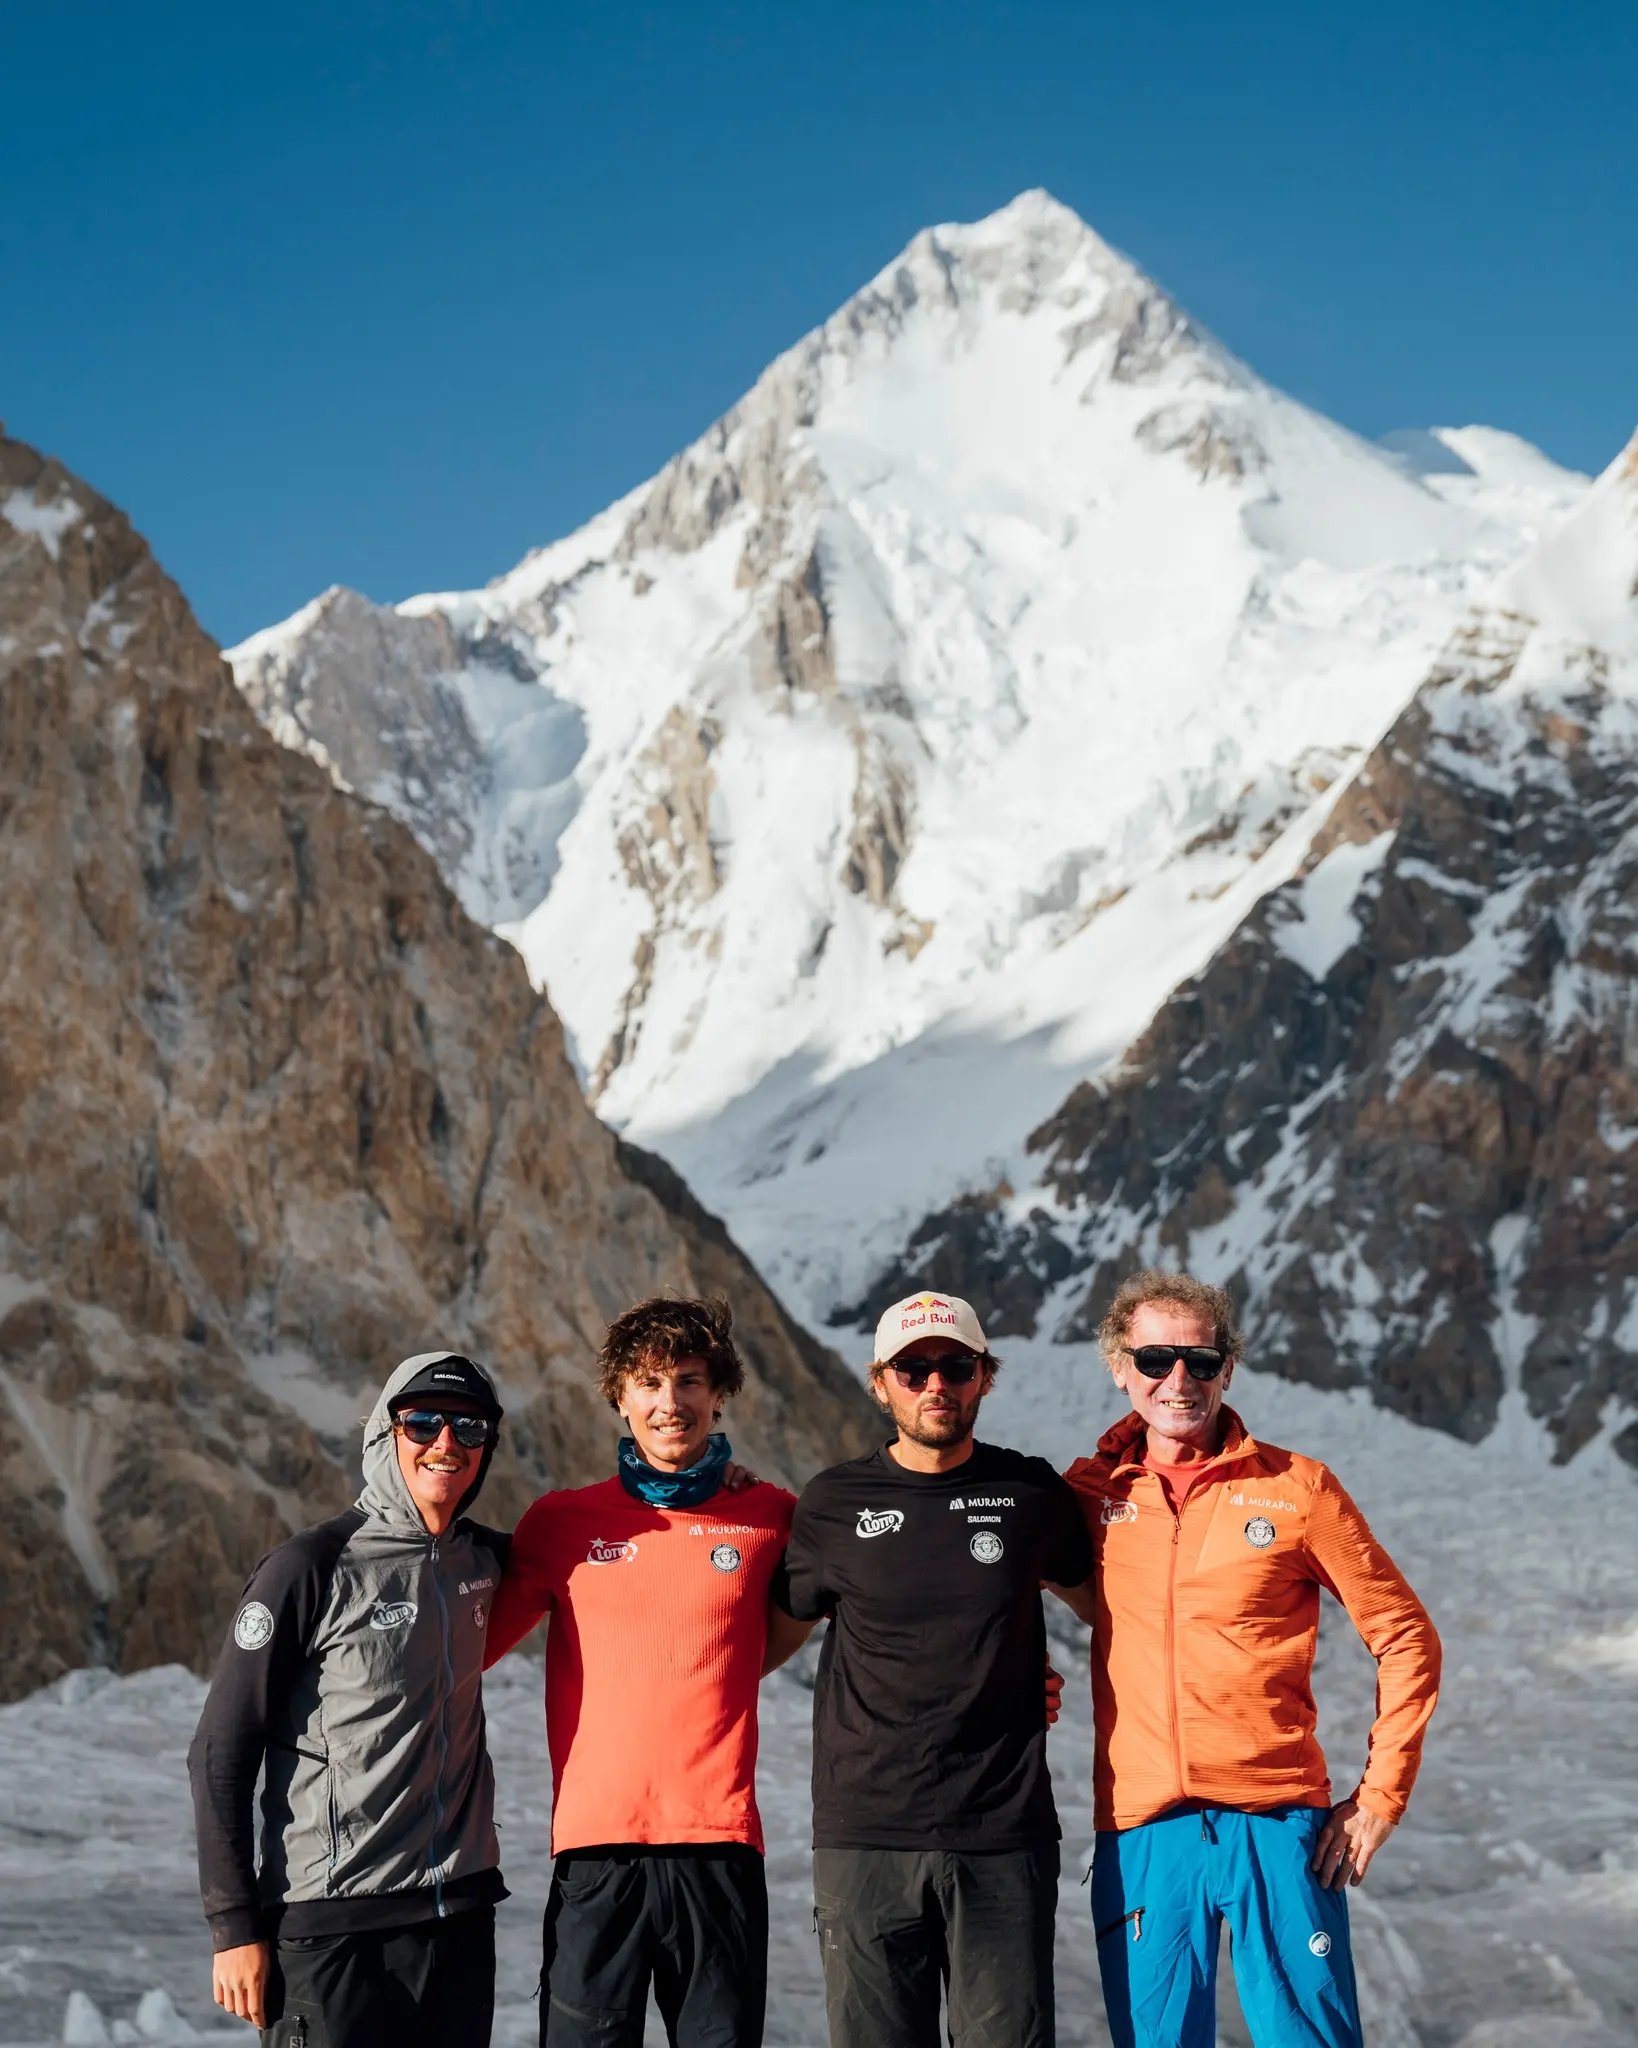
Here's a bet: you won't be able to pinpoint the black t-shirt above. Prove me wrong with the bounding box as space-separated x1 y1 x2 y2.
774 1440 1094 1851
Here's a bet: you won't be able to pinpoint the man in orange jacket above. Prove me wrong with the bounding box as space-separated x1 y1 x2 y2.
1065 1269 1440 2048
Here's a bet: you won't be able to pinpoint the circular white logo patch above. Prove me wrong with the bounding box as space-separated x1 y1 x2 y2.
1245 1517 1277 1549
1308 1931 1332 1958
472 1600 487 1629
234 1601 275 1651
710 1544 743 1573
970 1531 1004 1564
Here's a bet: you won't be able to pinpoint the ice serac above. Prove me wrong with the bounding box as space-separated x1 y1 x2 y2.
856 433 1638 1463
0 434 877 1701
229 191 1589 1323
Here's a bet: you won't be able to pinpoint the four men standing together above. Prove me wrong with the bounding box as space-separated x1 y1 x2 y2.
191 1274 1440 2048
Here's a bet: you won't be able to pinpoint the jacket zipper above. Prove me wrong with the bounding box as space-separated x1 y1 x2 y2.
428 1538 453 1918
324 1767 341 1877
1165 1499 1185 1804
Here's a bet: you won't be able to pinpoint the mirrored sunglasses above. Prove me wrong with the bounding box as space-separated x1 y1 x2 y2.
392 1408 494 1448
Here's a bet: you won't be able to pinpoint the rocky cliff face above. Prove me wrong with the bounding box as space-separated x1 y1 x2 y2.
843 434 1638 1466
0 433 877 1701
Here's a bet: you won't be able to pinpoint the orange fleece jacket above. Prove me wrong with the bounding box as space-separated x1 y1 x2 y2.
1066 1409 1440 1833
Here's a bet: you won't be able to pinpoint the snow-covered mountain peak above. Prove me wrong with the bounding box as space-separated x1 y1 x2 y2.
589 189 1261 581
227 194 1599 1329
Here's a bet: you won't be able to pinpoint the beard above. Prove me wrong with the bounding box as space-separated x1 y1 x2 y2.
895 1397 976 1449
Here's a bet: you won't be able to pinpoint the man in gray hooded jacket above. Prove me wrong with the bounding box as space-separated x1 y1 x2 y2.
189 1351 510 2047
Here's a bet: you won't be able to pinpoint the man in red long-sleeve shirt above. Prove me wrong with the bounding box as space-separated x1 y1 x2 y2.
485 1296 797 2048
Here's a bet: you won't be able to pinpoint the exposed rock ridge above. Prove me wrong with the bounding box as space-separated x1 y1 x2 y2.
0 433 877 1700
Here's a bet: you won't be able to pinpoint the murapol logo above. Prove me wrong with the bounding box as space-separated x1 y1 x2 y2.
587 1538 639 1565
855 1508 905 1539
369 1599 418 1631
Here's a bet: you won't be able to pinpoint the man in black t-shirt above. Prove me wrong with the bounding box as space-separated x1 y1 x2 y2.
768 1291 1095 2048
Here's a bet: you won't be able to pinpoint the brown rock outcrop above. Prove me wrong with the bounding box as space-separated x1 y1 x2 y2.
0 434 876 1701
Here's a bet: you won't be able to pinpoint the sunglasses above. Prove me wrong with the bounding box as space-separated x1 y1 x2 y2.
1127 1346 1228 1381
392 1409 494 1448
887 1355 985 1391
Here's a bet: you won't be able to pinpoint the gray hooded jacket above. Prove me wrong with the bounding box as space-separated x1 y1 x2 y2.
188 1355 510 1949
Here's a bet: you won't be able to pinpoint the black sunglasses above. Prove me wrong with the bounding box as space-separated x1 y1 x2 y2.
393 1409 494 1448
887 1355 984 1391
1127 1346 1228 1381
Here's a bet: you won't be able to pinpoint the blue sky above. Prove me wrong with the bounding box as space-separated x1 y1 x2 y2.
3 1 1633 645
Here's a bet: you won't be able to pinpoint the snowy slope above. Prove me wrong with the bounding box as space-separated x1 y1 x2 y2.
229 192 1589 1325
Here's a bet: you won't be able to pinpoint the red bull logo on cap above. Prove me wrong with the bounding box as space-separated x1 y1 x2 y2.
900 1294 960 1331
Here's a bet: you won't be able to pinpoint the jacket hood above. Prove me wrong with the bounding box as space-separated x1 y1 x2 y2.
358 1352 502 1533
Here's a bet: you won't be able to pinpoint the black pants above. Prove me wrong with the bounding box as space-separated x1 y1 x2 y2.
812 1845 1059 2048
261 1907 496 2048
540 1844 768 2048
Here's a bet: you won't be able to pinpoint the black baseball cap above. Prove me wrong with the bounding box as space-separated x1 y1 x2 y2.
390 1354 503 1419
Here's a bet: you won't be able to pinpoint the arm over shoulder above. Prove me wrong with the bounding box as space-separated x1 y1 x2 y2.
771 1483 837 1623
484 1493 559 1668
1039 1464 1096 1589
1305 1467 1442 1823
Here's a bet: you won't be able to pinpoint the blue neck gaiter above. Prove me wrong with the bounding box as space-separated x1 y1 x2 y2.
617 1432 732 1507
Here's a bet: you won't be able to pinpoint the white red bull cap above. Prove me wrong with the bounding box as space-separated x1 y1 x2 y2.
874 1291 988 1364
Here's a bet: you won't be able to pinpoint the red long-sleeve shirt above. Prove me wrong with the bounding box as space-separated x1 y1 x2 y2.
486 1478 795 1853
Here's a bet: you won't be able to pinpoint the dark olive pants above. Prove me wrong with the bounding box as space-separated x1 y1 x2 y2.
260 1906 495 2048
812 1845 1059 2048
540 1845 768 2048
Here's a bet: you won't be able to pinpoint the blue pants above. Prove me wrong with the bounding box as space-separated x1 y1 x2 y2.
1091 1807 1363 2048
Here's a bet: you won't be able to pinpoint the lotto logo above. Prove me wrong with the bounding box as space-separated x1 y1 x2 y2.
855 1509 905 1539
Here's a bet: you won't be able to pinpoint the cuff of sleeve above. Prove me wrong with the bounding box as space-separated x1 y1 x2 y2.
1353 1782 1405 1825
207 1907 265 1952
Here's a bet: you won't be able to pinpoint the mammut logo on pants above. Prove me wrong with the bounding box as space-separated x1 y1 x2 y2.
855 1509 905 1538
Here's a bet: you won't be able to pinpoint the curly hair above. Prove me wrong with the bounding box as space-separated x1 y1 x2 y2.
1096 1269 1243 1369
595 1295 746 1410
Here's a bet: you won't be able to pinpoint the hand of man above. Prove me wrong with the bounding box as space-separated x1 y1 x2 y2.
1045 1657 1063 1726
1311 1798 1395 1888
723 1461 761 1492
212 1942 272 2029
